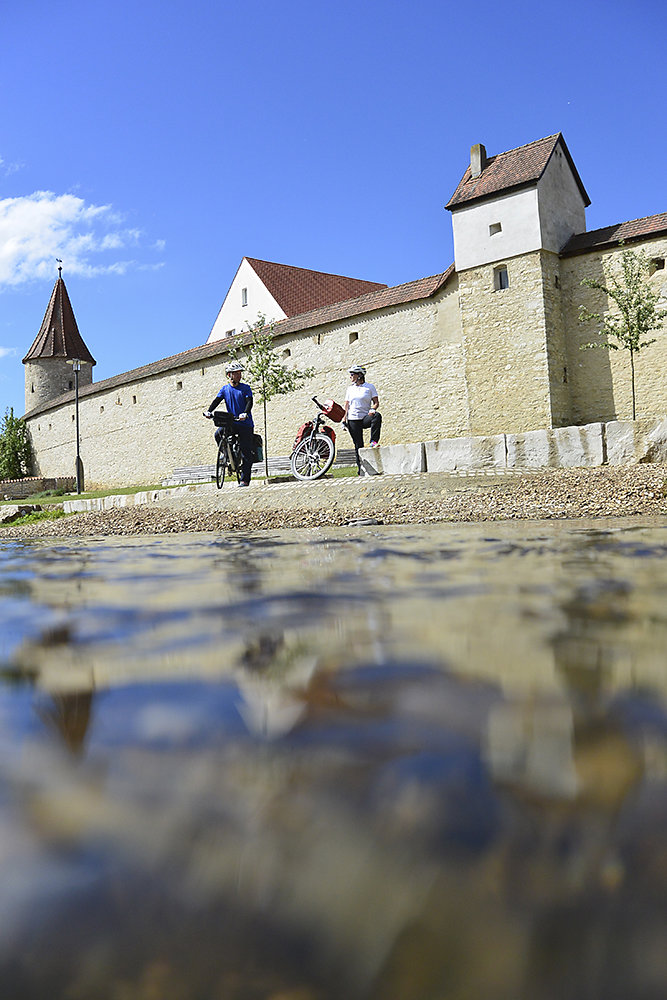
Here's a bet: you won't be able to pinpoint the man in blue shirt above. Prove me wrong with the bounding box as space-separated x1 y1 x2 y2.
205 361 255 486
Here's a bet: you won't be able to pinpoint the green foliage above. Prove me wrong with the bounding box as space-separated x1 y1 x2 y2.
231 314 315 476
579 247 667 419
1 508 68 528
0 408 33 480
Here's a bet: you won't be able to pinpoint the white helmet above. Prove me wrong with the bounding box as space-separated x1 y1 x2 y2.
225 361 244 374
348 365 366 376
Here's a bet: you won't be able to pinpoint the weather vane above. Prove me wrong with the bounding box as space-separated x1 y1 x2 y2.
56 258 63 278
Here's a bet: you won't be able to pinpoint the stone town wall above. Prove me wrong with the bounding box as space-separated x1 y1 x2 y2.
560 236 667 424
457 250 554 435
25 279 468 488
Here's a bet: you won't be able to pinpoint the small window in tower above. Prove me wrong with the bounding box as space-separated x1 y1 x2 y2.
241 287 248 307
68 380 73 390
282 348 291 358
176 381 183 391
225 329 235 337
555 275 560 288
489 222 502 236
493 265 510 291
72 414 75 422
31 384 35 393
649 258 665 275
349 332 359 344
100 405 104 413
132 395 137 404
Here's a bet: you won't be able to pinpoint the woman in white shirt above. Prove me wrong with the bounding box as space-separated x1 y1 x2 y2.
343 365 382 474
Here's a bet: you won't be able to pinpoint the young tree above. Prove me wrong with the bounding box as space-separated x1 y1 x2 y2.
0 408 33 480
579 246 667 419
232 314 314 478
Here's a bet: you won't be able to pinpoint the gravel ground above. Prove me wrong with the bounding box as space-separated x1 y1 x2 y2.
3 464 667 537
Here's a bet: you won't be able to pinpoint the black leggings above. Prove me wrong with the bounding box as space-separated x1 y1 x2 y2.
346 411 382 468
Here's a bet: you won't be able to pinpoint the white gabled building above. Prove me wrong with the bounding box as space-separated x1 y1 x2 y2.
207 257 387 342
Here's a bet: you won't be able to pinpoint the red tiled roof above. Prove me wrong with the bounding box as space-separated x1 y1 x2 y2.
22 276 96 366
25 265 455 417
446 133 590 210
560 212 667 256
245 257 387 316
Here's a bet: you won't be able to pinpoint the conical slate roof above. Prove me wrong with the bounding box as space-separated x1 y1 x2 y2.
22 275 96 365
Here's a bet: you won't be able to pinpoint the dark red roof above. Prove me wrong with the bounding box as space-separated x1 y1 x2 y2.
560 212 667 257
446 133 590 211
22 276 96 366
246 257 387 316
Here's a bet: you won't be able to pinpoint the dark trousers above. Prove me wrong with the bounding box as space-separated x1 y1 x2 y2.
346 411 382 469
215 422 255 483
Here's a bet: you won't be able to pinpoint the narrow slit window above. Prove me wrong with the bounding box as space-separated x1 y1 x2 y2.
100 406 104 413
132 395 137 404
489 222 502 236
494 265 509 291
349 332 359 344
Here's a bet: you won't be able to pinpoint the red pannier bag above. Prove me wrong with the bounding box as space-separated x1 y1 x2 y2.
320 399 345 423
292 420 337 452
292 420 314 452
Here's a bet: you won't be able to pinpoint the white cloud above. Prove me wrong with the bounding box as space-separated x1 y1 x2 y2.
0 191 162 288
0 156 22 177
0 347 16 359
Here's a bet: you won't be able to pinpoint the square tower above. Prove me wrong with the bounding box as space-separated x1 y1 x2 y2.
446 134 590 432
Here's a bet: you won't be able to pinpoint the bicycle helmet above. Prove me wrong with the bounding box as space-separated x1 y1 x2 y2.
225 361 244 374
348 365 366 376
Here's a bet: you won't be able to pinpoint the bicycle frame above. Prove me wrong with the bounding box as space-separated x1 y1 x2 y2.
212 411 243 487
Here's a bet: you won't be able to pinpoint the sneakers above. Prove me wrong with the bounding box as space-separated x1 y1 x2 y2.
370 441 380 448
238 481 249 488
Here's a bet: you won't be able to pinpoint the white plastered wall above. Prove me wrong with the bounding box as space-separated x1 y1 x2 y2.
207 258 287 343
451 187 542 271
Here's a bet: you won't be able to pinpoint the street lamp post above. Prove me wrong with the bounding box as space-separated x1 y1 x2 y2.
69 358 83 494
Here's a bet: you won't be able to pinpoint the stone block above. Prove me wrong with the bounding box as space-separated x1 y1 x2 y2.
359 443 425 476
605 417 667 465
507 424 603 469
505 429 551 468
552 423 604 467
424 434 506 472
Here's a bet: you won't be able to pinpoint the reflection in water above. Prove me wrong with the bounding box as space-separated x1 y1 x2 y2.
0 519 667 999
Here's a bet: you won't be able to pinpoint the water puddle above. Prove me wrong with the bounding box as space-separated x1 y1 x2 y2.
1 518 666 998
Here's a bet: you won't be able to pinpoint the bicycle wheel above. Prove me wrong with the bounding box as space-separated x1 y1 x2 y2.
216 440 227 489
290 433 335 480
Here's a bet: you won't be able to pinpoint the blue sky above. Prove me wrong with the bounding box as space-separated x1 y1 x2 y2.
1 0 665 418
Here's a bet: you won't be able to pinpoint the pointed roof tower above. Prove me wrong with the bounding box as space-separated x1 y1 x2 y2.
22 269 96 366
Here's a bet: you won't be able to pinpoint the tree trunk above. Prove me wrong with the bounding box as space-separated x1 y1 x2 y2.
630 348 636 420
